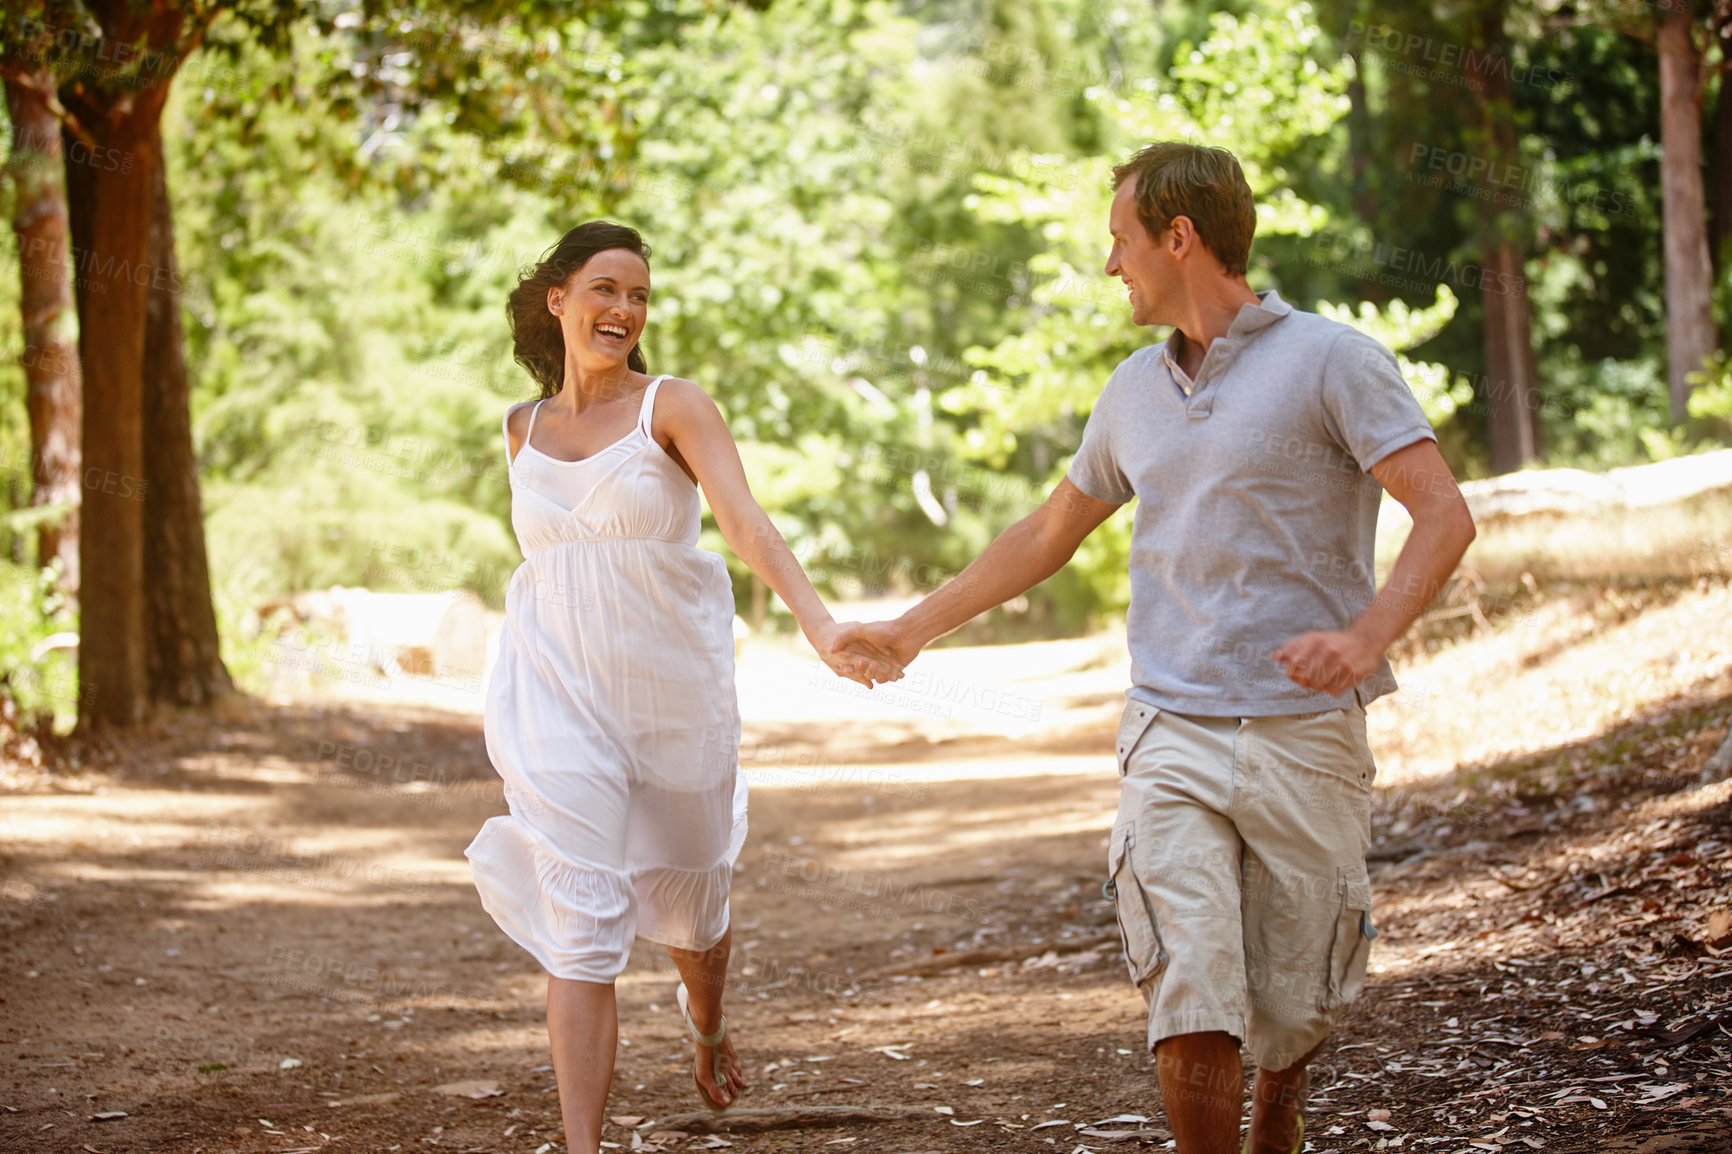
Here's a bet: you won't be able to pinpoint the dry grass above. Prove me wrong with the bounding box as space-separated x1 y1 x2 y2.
1377 487 1732 586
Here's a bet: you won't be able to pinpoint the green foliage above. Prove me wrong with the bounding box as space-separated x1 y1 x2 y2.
955 2 1363 619
2 0 1724 665
0 558 77 732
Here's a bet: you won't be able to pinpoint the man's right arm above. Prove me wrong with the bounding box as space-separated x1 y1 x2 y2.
836 478 1123 670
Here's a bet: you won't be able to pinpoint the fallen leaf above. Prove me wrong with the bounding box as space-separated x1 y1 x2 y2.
610 1116 645 1127
433 1080 504 1099
89 1113 127 1122
1643 1016 1727 1045
328 1092 400 1107
1368 1108 1392 1122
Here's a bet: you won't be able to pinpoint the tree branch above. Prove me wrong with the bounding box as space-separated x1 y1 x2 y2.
0 63 98 148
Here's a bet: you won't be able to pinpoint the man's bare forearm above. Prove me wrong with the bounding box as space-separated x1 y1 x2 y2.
900 514 1073 648
1350 502 1476 652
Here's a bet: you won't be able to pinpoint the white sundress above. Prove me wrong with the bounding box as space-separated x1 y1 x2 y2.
466 374 747 982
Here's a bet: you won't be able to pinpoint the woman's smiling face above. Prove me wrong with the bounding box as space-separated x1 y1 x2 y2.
550 247 650 374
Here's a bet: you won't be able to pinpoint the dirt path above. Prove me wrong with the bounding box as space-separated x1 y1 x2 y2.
2 591 1730 1154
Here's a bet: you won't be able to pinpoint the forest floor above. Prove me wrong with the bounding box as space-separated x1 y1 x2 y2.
2 577 1731 1154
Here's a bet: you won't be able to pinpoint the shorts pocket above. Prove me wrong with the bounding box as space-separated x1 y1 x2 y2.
1103 823 1168 989
1115 704 1159 779
1324 863 1377 1008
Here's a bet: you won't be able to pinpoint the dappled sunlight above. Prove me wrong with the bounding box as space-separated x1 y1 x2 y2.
0 789 263 848
1373 581 1732 785
745 752 1109 787
3 664 1727 1148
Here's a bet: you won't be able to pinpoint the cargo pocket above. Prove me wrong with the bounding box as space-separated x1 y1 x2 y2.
1103 823 1168 992
1114 703 1159 779
1323 863 1377 1009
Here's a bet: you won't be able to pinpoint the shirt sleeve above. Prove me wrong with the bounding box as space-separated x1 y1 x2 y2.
1065 359 1135 505
1319 328 1438 472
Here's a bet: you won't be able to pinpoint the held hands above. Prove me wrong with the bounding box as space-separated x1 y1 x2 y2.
805 619 907 688
1271 628 1383 697
827 619 919 688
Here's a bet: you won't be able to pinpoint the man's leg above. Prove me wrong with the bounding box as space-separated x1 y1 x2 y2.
1109 709 1251 1154
1155 1031 1243 1154
1238 705 1379 1152
1246 1036 1324 1154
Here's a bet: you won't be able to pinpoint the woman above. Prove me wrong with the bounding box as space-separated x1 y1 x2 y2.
466 221 897 1150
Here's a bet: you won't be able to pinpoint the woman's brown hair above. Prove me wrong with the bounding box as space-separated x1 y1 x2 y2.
507 221 651 399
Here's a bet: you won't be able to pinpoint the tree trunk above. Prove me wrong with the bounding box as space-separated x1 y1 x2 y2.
61 112 154 728
4 68 81 593
1711 12 1732 272
142 121 234 707
1343 49 1387 305
58 2 184 730
1658 3 1717 425
1468 3 1539 474
1479 236 1538 471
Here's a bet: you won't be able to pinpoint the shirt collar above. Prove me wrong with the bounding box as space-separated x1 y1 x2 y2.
1164 288 1291 369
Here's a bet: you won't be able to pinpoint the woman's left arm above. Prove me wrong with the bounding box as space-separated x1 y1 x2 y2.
655 378 899 687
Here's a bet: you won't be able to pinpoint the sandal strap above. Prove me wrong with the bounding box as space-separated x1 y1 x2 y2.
686 1010 726 1048
677 982 728 1047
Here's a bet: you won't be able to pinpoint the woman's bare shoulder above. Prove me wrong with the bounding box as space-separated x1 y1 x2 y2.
503 400 538 459
653 376 720 410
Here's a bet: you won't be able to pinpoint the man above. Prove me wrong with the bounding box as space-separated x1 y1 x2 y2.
834 141 1476 1154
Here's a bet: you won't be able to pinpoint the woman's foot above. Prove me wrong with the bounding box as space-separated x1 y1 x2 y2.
677 981 747 1111
694 1029 745 1109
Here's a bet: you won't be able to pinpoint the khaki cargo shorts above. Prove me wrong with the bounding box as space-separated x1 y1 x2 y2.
1103 701 1379 1073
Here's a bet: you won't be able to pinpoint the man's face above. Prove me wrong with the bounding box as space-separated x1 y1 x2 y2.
1105 178 1173 327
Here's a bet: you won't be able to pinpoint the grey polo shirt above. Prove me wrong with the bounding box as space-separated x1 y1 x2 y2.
1066 289 1436 716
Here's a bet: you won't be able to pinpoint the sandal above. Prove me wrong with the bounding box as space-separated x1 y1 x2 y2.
676 982 734 1112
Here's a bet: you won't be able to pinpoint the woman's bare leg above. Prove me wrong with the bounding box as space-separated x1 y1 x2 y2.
545 977 617 1153
666 926 748 1106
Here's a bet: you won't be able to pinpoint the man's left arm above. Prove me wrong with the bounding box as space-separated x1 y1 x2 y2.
1273 438 1476 695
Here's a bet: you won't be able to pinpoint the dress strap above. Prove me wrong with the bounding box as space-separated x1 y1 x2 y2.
636 374 670 439
502 399 545 475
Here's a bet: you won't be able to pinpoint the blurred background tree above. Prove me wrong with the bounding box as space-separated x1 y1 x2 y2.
1 0 1728 730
